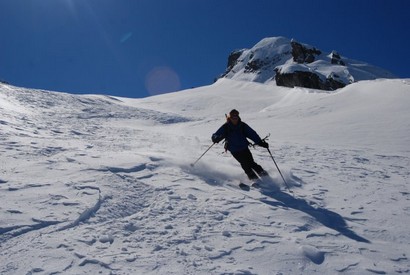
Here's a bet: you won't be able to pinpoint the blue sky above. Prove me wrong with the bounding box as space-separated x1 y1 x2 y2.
1 0 409 98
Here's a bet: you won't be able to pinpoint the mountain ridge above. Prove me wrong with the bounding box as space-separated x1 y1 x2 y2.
219 36 396 90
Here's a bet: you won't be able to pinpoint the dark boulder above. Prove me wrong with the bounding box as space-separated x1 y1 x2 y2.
291 41 321 64
330 51 345 66
275 70 322 89
275 70 346 91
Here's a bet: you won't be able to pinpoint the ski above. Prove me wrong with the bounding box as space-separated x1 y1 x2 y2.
239 182 251 191
238 181 262 191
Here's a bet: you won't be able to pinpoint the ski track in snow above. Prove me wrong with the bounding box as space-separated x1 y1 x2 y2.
0 81 409 274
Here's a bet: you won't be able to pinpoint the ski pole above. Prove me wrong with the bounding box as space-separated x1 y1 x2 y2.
267 148 293 194
190 143 215 167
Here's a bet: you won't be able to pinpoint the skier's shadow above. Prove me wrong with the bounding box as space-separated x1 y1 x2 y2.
258 185 370 243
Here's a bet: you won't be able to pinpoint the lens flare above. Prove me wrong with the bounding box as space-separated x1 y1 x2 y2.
120 32 133 44
145 66 181 96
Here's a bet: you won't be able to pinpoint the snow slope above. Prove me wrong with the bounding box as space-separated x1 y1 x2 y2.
0 79 409 274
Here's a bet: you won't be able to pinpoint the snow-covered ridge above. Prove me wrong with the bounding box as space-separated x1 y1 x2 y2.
220 37 396 90
0 83 192 127
1 79 410 274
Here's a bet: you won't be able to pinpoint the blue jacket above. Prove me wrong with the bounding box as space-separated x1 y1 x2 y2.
212 120 262 153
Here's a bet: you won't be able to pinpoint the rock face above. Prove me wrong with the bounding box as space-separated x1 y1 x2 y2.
291 41 321 64
275 70 346 90
226 49 245 72
330 51 345 66
219 37 395 91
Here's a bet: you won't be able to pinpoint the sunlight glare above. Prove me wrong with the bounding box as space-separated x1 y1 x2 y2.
145 66 181 95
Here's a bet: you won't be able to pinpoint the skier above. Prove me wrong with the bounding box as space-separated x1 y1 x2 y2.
212 109 269 181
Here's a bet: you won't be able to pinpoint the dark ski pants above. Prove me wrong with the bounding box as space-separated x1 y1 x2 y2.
232 148 264 180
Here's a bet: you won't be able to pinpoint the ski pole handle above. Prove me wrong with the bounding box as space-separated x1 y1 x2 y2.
262 133 271 141
251 133 271 147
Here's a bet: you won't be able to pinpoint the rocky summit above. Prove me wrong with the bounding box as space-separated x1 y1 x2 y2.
219 37 396 91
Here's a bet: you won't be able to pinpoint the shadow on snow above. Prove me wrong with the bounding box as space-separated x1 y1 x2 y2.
259 187 370 243
187 164 370 243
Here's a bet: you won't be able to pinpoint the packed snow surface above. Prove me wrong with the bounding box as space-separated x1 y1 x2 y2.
0 78 409 274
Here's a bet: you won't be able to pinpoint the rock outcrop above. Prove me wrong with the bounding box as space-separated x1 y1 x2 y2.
219 37 395 91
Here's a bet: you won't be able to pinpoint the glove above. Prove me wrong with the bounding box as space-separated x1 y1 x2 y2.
258 140 269 149
212 134 223 143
